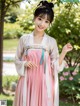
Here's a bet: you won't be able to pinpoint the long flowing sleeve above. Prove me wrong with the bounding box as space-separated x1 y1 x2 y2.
49 38 66 106
14 36 26 76
50 38 65 73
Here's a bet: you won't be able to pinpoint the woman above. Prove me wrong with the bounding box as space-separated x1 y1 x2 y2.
13 1 73 106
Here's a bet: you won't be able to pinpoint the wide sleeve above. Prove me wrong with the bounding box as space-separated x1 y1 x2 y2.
14 36 27 76
50 38 66 73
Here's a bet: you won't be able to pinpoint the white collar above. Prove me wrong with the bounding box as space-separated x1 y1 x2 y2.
29 31 47 46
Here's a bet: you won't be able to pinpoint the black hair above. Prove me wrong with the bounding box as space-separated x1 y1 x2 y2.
34 1 54 23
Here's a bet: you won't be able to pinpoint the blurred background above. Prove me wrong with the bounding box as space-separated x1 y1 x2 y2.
0 0 80 106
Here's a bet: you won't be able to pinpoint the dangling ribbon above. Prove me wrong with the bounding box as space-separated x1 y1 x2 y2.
40 49 44 65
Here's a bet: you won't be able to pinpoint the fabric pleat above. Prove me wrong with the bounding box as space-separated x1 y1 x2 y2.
14 49 54 106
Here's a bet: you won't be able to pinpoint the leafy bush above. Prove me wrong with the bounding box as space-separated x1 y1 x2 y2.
47 3 80 67
59 66 80 104
47 4 80 104
4 23 23 39
3 75 19 90
17 4 36 33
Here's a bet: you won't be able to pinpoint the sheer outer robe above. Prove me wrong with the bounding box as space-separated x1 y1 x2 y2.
14 32 65 106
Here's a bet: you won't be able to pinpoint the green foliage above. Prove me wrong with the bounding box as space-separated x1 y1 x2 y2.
4 23 23 39
5 6 25 23
61 0 80 2
46 3 80 104
2 75 19 90
0 94 13 106
47 3 80 67
60 100 79 106
48 3 80 45
17 3 36 33
59 66 80 104
3 39 18 51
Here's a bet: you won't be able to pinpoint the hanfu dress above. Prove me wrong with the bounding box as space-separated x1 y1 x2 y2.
13 32 65 106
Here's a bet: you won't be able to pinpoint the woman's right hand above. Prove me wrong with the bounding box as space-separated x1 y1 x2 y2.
24 61 37 69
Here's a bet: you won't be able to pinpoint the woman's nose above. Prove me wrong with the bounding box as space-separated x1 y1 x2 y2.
40 21 45 26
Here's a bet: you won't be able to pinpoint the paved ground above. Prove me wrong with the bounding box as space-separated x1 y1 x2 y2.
3 53 15 60
3 53 18 76
3 62 18 76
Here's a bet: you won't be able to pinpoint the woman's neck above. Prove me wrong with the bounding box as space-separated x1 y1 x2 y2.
33 29 44 37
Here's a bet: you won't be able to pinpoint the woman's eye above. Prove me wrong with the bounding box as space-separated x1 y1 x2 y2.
38 17 42 20
45 20 49 23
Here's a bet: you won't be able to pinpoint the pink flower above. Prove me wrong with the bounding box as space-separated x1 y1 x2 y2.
69 77 73 80
72 71 77 76
65 63 69 68
63 72 69 76
60 76 65 81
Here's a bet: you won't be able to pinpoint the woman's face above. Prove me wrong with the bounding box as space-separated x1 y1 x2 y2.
34 14 50 32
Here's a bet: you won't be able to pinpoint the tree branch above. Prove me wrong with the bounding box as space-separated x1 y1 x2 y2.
4 0 21 15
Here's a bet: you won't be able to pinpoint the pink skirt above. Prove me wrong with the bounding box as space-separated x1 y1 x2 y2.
14 49 54 106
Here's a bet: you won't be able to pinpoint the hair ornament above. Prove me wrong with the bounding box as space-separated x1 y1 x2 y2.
37 1 54 9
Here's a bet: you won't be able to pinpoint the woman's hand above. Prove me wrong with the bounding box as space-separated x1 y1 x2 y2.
24 61 37 69
62 43 73 54
59 43 73 65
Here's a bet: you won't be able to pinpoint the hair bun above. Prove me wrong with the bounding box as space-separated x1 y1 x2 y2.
38 1 54 9
49 2 54 8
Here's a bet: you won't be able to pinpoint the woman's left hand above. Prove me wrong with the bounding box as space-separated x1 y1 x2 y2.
62 43 73 54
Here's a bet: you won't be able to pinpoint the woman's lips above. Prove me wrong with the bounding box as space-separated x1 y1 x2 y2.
38 25 44 29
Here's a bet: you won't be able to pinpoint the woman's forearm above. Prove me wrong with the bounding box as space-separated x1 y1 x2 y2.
59 51 66 65
59 43 73 66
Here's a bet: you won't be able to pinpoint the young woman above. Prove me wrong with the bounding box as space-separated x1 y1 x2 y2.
13 1 73 106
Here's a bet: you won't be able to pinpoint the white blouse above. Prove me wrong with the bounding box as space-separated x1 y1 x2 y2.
14 32 66 106
14 32 65 76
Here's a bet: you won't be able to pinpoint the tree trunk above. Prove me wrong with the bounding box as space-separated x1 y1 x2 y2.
0 0 5 94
